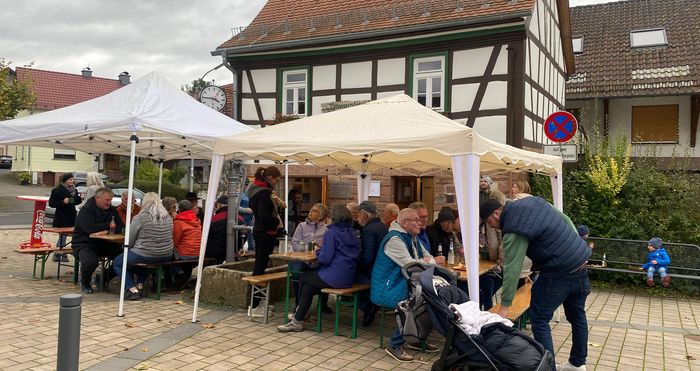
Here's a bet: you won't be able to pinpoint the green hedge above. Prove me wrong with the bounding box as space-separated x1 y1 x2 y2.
114 180 189 201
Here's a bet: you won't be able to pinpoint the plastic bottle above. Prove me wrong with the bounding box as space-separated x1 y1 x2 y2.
109 216 116 235
437 243 443 256
447 239 455 265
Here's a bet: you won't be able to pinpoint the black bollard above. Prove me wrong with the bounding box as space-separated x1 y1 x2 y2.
57 294 82 371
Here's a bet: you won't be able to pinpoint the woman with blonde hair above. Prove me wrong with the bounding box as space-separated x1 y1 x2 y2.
162 196 178 219
83 172 105 202
113 192 174 300
511 179 531 199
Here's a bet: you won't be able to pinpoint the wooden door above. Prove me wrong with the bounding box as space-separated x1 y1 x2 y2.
394 176 417 209
420 177 435 220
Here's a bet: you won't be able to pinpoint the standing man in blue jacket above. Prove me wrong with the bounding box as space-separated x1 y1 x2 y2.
480 197 591 371
371 208 439 363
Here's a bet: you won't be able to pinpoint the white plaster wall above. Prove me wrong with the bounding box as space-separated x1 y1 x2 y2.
341 61 372 89
524 116 534 142
493 46 509 75
313 65 335 91
250 69 276 92
259 98 276 120
312 95 336 116
341 93 372 102
480 81 508 110
377 91 405 99
241 98 258 121
451 84 479 112
377 58 405 86
452 47 492 79
242 72 251 94
473 116 507 143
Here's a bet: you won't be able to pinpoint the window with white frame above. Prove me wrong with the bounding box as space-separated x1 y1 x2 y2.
413 56 445 110
630 28 667 48
572 37 583 54
282 70 307 116
54 148 76 160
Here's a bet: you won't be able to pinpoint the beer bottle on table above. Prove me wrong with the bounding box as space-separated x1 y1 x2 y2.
109 216 116 235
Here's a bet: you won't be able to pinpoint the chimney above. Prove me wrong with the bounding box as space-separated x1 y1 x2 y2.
81 67 92 77
118 71 131 85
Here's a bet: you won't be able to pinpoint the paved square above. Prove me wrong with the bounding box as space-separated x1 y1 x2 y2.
2 229 700 370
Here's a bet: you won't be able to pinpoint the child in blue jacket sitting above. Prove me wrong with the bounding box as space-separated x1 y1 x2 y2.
643 237 671 287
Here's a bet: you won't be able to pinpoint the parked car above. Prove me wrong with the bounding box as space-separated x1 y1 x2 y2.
0 155 12 169
45 186 144 220
72 172 110 187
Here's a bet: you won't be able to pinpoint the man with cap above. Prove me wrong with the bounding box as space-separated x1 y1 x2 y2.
356 200 388 326
185 191 204 224
204 195 229 263
480 197 591 371
426 207 460 264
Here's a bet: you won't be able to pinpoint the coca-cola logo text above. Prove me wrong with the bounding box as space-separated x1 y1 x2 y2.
33 210 46 240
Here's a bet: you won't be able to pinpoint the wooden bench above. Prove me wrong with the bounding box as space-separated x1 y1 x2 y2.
489 282 532 329
319 284 370 339
16 247 76 280
132 258 216 300
242 271 287 324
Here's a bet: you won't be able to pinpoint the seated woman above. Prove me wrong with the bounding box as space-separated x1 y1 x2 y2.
290 203 329 312
113 192 174 300
172 199 202 284
277 204 361 332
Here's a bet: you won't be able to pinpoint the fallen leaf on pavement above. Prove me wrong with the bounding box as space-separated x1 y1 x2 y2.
125 322 135 328
141 347 150 352
174 300 183 305
201 323 215 329
156 318 161 322
687 355 696 360
588 342 601 347
135 363 149 370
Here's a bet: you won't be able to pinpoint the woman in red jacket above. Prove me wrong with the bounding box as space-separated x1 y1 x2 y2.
172 199 202 283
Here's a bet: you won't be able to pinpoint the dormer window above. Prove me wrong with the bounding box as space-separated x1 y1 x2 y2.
630 28 667 48
572 37 583 54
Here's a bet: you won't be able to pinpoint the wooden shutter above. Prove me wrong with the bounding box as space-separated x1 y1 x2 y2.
631 105 678 143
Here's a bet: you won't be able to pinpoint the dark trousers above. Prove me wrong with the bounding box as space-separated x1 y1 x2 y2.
252 231 276 306
479 272 503 311
75 245 120 287
530 268 590 368
294 270 332 322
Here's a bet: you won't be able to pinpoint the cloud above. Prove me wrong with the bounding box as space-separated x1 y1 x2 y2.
0 0 266 87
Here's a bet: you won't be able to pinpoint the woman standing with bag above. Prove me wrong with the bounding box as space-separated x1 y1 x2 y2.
48 173 82 261
247 165 283 316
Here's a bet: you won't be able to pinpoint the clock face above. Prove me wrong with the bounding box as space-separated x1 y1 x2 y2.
199 85 226 111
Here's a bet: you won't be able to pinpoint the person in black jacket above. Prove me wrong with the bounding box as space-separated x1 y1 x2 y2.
247 166 282 315
426 207 462 260
72 187 123 293
205 196 229 264
48 173 83 261
355 200 387 326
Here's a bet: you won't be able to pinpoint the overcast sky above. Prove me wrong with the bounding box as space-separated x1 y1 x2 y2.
1 0 619 89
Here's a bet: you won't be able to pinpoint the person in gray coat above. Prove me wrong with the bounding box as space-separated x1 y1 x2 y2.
113 192 174 300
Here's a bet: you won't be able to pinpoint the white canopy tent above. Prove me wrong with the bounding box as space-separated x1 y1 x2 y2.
191 94 563 322
0 71 252 316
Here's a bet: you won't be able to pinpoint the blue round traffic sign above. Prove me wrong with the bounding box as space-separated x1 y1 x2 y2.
544 111 578 143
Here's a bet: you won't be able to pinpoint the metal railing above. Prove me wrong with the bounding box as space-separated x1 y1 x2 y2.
587 237 700 276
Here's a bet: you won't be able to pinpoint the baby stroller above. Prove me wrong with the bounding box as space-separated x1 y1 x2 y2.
399 262 553 371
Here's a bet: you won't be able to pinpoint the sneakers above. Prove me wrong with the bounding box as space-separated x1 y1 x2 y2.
124 289 140 301
248 305 273 318
362 304 378 327
258 299 275 312
81 283 94 294
277 319 303 332
406 342 440 353
385 346 414 362
558 361 586 371
662 275 671 288
646 278 654 287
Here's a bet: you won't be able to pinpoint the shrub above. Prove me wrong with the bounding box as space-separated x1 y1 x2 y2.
16 171 31 185
114 180 189 201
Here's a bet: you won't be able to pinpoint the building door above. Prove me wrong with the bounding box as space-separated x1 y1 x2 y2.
393 176 434 218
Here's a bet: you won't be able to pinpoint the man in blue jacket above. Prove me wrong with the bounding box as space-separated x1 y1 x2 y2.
371 208 438 362
480 197 591 371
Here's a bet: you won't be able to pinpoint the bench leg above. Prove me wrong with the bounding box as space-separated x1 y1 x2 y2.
73 259 78 284
379 307 385 348
155 266 163 300
263 283 271 324
334 294 340 336
351 293 358 339
38 253 49 279
248 282 256 322
316 297 322 333
284 267 291 323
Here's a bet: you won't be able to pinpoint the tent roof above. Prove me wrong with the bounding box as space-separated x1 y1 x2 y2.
213 94 562 175
0 72 251 160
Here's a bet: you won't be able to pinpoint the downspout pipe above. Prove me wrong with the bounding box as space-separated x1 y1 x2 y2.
221 51 240 121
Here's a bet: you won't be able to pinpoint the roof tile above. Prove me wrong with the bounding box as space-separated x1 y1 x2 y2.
15 67 124 111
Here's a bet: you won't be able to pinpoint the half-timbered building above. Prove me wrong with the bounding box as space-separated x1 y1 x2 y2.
212 0 575 218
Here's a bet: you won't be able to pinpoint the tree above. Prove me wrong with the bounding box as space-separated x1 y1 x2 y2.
182 78 214 96
0 58 36 119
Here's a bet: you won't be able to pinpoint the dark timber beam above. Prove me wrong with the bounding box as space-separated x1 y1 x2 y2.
691 95 699 148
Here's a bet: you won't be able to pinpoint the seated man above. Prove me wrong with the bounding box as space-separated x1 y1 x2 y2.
426 207 462 259
371 208 439 362
116 192 141 225
172 199 202 283
205 196 228 264
72 187 124 293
